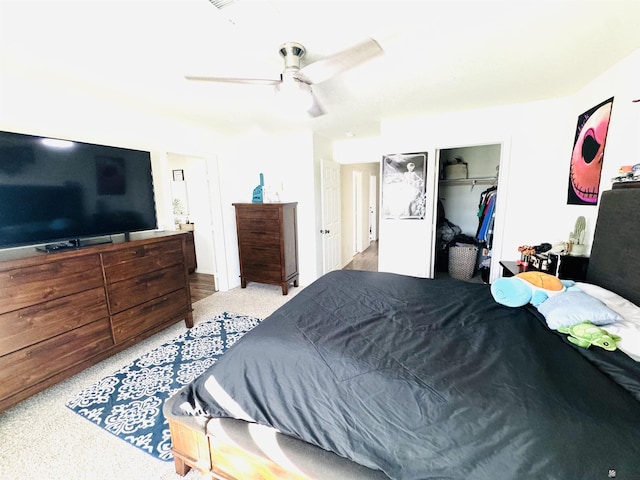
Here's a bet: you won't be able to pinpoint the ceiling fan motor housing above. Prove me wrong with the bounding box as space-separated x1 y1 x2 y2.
279 42 306 74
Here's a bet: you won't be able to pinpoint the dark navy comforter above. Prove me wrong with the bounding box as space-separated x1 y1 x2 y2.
172 270 640 480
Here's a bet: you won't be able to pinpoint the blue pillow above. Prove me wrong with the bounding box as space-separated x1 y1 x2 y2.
537 290 623 330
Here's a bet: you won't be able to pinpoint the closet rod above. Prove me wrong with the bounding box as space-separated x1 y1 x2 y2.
440 177 498 191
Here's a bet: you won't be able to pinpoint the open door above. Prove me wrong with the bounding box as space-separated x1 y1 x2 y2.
320 157 341 273
167 153 227 290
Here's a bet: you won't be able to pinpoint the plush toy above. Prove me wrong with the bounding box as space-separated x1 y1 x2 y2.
557 321 621 351
491 271 576 308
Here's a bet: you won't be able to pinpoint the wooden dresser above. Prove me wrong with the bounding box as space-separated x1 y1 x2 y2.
233 202 299 295
0 231 193 413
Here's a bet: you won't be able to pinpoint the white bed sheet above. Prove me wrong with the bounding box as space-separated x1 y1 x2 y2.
576 282 640 361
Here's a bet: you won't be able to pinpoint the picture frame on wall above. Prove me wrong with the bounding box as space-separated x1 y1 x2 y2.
172 169 184 182
567 97 614 205
381 152 427 219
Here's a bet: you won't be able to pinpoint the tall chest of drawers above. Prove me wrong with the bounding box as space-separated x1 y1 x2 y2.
0 231 193 412
233 202 299 295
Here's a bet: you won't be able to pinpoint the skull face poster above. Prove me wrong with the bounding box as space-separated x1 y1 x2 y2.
567 97 614 205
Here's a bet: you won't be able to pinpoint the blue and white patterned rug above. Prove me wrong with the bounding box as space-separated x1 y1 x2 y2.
66 312 261 462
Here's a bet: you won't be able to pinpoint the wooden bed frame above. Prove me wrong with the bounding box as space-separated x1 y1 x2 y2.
164 188 640 480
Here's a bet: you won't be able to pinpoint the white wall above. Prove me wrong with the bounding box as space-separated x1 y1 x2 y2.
0 66 228 234
566 49 640 246
216 128 318 289
376 48 640 280
3 45 638 290
0 61 323 291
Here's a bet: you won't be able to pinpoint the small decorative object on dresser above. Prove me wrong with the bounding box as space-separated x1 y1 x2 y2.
233 202 299 295
251 173 265 203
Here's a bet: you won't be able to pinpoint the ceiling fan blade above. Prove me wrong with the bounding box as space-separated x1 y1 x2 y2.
295 38 383 85
185 75 280 86
308 93 326 118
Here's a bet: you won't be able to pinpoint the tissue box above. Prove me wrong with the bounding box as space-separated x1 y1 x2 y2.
444 163 468 180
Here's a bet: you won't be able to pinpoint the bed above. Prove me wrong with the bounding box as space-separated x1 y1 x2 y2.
164 187 640 480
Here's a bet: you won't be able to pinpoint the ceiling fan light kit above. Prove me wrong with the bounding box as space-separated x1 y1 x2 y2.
274 77 315 114
273 42 316 115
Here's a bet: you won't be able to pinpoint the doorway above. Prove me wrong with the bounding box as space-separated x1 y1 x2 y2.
167 153 225 290
342 162 379 272
433 144 501 282
343 240 378 271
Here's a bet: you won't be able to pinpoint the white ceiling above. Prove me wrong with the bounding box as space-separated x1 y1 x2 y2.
2 0 639 141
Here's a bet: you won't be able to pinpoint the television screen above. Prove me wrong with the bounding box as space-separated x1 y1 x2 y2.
0 130 158 249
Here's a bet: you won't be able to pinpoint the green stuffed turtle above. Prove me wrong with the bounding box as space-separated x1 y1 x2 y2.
557 321 621 351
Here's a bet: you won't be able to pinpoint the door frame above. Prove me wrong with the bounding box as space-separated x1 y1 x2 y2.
430 139 511 283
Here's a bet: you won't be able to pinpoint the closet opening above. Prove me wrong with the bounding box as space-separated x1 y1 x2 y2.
434 144 501 283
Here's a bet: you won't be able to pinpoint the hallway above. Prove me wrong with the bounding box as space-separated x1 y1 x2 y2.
343 241 378 272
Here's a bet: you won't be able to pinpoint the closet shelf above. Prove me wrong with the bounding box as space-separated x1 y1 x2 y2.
440 177 498 190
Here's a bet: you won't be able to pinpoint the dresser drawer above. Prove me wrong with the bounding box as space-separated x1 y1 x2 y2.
108 263 186 314
0 318 113 403
0 255 104 315
102 239 184 283
0 287 108 356
235 206 280 221
111 288 189 343
239 244 281 266
241 265 282 282
238 219 280 239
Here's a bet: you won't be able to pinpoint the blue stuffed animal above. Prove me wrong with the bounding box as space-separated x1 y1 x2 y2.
491 271 577 308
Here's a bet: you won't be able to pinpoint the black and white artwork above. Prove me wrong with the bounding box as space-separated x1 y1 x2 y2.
382 152 427 219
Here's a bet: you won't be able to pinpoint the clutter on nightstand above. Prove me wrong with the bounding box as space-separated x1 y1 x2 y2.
612 163 640 182
510 239 588 281
517 243 551 268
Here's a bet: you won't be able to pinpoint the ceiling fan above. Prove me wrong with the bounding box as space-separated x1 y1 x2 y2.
185 38 383 117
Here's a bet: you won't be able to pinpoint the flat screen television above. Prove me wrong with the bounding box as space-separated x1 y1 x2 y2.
0 130 158 250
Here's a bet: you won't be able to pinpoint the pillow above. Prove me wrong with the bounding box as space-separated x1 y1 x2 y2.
575 282 640 324
575 282 640 361
537 290 622 330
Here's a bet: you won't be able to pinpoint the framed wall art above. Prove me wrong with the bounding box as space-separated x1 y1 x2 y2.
381 152 427 219
567 97 614 205
172 169 185 182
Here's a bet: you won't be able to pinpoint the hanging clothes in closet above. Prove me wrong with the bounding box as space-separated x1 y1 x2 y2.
476 186 497 248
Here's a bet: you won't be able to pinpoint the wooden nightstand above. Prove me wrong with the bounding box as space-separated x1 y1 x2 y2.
499 255 589 281
499 260 526 278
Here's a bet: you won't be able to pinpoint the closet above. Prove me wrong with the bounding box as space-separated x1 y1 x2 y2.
435 144 501 282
